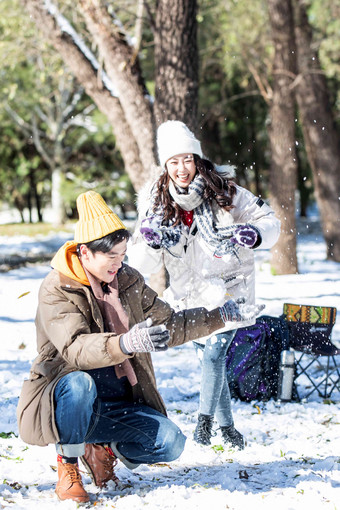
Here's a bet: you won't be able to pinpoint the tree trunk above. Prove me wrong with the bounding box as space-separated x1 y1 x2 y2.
27 189 33 223
79 0 157 176
154 0 199 131
51 166 65 225
21 0 147 191
21 0 201 294
267 0 299 274
293 0 340 261
151 0 200 292
29 167 43 222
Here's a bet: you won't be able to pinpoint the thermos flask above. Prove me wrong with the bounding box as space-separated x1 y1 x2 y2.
277 349 295 401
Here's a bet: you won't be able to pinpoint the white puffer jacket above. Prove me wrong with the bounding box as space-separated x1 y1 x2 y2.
128 184 280 343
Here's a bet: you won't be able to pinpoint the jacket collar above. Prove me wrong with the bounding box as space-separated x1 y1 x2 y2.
58 263 139 294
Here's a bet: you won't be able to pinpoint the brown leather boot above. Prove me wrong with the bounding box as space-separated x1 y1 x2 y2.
81 444 119 488
55 459 90 503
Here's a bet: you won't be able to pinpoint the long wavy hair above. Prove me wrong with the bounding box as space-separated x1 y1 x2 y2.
152 155 237 226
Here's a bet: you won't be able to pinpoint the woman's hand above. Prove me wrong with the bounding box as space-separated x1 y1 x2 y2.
140 216 181 249
230 225 261 249
140 217 163 249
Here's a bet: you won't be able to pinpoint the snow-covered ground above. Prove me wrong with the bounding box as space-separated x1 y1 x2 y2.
0 219 339 509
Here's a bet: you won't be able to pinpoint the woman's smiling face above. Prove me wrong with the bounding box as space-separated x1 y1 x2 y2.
166 153 196 188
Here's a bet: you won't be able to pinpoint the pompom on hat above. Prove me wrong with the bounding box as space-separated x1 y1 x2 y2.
74 190 127 243
157 120 203 169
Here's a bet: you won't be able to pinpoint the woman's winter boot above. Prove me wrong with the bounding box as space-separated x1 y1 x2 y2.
220 425 245 449
193 414 214 445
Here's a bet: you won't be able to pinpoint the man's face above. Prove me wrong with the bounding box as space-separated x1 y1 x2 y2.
80 239 127 284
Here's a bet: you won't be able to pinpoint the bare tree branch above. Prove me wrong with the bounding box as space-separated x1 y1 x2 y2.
248 62 273 103
131 0 144 65
143 0 156 32
63 86 84 119
31 113 54 168
33 105 50 127
4 104 32 137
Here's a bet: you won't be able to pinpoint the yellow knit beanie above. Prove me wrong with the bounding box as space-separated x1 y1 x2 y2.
74 191 127 243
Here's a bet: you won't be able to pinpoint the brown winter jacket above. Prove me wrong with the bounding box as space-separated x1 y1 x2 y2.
17 263 224 447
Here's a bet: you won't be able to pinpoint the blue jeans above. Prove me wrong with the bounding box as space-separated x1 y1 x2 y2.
193 330 236 427
54 371 186 462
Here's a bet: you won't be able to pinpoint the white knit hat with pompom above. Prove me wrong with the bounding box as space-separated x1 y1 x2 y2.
156 120 203 169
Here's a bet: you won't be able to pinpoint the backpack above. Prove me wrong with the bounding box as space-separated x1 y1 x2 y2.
226 315 289 401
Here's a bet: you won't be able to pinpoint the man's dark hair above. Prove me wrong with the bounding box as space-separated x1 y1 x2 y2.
77 229 130 255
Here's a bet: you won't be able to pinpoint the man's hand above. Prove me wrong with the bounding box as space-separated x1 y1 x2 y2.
219 299 243 322
219 298 265 323
238 303 265 320
120 318 170 354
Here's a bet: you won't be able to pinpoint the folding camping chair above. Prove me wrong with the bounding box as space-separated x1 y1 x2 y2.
282 303 340 401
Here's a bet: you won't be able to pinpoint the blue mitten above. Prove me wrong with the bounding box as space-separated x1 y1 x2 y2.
161 227 181 248
230 225 261 249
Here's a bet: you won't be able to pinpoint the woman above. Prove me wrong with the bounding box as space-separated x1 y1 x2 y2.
128 120 280 449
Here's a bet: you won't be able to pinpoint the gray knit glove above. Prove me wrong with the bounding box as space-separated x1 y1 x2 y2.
119 318 170 354
219 299 244 322
239 303 265 320
219 298 265 323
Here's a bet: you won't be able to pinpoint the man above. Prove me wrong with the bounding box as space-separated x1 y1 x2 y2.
17 191 261 503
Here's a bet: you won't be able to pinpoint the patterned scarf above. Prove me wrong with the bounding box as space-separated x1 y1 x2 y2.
84 267 138 386
150 174 241 258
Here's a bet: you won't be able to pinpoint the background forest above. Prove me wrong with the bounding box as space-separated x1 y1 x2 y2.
0 0 339 275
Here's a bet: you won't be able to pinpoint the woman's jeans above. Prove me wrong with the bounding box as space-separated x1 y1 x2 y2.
54 371 186 463
193 330 236 427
